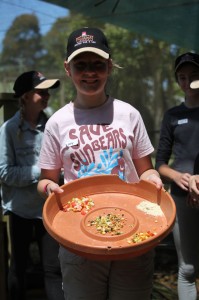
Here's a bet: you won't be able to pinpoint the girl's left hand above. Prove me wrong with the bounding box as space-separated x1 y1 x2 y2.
146 173 163 190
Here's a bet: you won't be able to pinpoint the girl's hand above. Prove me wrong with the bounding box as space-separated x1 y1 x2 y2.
146 173 163 190
187 175 199 208
45 182 64 196
173 172 191 191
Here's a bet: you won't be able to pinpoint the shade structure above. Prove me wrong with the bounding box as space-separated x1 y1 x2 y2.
42 0 199 50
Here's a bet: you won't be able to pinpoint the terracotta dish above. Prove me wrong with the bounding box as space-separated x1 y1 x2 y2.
43 175 176 260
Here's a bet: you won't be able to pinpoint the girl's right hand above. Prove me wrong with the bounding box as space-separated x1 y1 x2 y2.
46 182 64 196
188 175 199 200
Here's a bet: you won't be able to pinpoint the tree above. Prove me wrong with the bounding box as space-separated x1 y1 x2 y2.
1 14 43 73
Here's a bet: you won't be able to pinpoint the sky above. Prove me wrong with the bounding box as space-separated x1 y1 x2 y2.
0 0 68 47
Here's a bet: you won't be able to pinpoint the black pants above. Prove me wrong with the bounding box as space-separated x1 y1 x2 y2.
8 212 64 300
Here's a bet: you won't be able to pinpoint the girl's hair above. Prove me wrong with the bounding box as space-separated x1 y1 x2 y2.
112 61 123 69
17 97 25 137
17 97 48 137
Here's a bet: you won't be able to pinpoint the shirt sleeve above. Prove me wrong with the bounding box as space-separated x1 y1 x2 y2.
39 122 63 170
155 111 173 170
132 112 154 159
0 124 40 187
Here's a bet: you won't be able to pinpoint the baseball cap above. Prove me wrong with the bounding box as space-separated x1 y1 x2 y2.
174 52 199 73
13 71 60 97
66 27 110 63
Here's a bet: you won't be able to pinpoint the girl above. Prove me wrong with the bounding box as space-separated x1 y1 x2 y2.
0 71 64 300
38 27 162 300
156 52 199 300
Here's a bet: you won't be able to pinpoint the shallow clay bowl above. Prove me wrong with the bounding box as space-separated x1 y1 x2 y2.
43 175 176 260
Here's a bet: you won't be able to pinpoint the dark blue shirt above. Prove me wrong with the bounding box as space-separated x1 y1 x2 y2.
156 102 199 196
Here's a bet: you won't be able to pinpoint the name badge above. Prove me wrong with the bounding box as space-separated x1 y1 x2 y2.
178 118 188 125
66 138 79 147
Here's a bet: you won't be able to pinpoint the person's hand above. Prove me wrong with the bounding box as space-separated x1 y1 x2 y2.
46 182 64 195
146 173 163 190
187 175 199 208
173 172 191 191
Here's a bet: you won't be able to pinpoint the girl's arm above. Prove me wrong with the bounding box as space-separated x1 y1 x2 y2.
37 168 64 199
133 155 163 189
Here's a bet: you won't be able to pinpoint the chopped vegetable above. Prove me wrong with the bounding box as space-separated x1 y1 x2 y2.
87 213 126 235
127 231 155 244
63 197 94 215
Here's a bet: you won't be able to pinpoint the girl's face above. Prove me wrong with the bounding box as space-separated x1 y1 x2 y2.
65 52 112 97
176 63 199 97
24 89 50 112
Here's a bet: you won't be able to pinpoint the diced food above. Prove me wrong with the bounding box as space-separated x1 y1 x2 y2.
127 231 155 244
87 213 126 235
63 197 94 215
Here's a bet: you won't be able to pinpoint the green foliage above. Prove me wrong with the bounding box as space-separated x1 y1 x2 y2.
1 14 43 72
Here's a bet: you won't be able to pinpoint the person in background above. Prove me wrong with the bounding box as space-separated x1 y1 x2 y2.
188 79 199 206
0 71 64 300
37 27 162 300
188 157 199 207
155 52 199 300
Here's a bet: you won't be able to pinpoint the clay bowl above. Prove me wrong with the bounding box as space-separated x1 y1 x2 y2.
42 175 176 260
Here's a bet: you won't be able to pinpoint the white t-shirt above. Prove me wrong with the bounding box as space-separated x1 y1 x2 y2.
39 97 154 183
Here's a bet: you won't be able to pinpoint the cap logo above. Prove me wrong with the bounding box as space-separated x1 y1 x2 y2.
75 31 96 46
182 54 194 62
36 72 45 81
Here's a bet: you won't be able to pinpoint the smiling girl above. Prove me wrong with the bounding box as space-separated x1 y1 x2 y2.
37 27 162 300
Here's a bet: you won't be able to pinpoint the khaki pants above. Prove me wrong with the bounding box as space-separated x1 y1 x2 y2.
59 246 154 300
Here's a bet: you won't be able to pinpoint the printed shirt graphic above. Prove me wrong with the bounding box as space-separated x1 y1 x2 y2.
39 97 154 183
